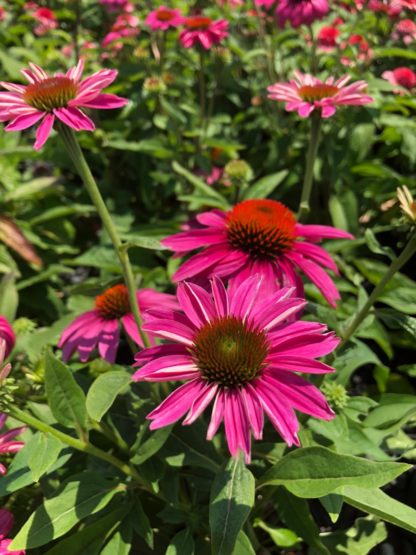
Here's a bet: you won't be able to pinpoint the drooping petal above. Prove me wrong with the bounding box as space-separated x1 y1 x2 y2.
54 107 95 131
97 319 120 363
34 113 54 150
72 93 128 110
183 382 219 425
4 111 44 131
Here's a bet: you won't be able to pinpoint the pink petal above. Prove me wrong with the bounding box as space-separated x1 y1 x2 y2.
4 111 44 131
295 224 354 241
241 386 263 440
73 93 128 109
162 229 227 251
34 113 54 150
132 353 198 382
211 276 229 318
172 245 229 281
97 319 120 363
177 282 215 328
0 509 14 539
54 107 95 131
289 253 340 307
142 315 195 346
268 332 339 358
223 389 251 462
267 356 335 374
183 382 219 425
207 389 225 440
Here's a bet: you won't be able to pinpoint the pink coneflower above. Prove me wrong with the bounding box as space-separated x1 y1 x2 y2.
133 277 337 462
317 26 340 50
32 7 58 36
0 317 15 359
59 284 178 363
276 0 329 28
392 18 416 43
267 71 373 118
0 508 25 554
179 16 229 49
0 414 26 476
146 6 184 31
0 60 128 150
162 199 353 307
102 13 140 47
382 67 416 92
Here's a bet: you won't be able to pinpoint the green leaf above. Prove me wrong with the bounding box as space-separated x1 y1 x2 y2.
333 340 386 385
130 499 153 549
44 349 87 431
44 505 130 555
254 521 298 548
105 139 173 158
172 161 229 208
258 446 410 497
364 229 395 262
320 494 344 524
166 529 194 555
243 170 288 199
11 474 123 549
209 454 255 555
363 393 416 430
131 425 172 466
100 518 133 555
27 433 64 482
231 531 255 555
0 273 18 321
86 370 131 422
341 486 416 534
120 236 167 251
3 177 58 201
373 47 416 60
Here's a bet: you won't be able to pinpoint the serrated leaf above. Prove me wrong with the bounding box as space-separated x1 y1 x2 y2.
44 349 87 431
86 370 131 422
209 454 255 555
258 446 410 497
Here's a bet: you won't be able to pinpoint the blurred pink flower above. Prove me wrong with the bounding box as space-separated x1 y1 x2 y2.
0 7 6 21
32 7 58 36
0 508 25 554
59 284 178 363
133 276 337 462
267 71 373 118
146 6 184 30
396 0 416 9
0 414 26 476
99 0 130 11
276 0 329 28
382 67 416 92
0 60 128 150
392 18 416 43
255 0 276 7
179 16 229 49
162 199 353 306
0 317 15 359
368 0 402 15
317 25 340 50
102 13 140 46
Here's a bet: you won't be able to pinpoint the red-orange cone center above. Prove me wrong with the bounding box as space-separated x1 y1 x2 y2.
23 77 78 112
95 284 130 320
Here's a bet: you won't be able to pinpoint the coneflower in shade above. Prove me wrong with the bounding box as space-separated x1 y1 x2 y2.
179 16 229 49
146 6 184 31
162 199 353 307
267 71 373 118
0 316 15 358
58 285 178 363
133 277 337 463
0 60 128 150
0 508 25 554
276 0 329 28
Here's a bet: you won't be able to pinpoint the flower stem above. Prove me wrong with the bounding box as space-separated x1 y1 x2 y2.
298 113 322 222
57 124 150 348
340 229 416 348
8 405 145 486
198 48 207 135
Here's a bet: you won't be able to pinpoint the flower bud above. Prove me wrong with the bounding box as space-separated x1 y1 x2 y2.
0 317 15 359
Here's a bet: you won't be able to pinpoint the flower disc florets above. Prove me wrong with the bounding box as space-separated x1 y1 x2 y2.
299 84 339 102
23 77 78 112
192 316 268 386
95 284 130 319
226 199 297 260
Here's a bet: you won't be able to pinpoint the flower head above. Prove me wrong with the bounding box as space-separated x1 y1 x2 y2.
102 13 140 47
0 414 26 476
0 60 128 150
392 18 416 43
146 6 184 31
0 317 15 359
32 7 58 36
179 16 229 49
267 71 373 118
397 186 416 223
58 285 178 363
162 199 353 307
276 0 329 28
0 508 25 554
133 277 337 462
99 0 130 11
317 26 340 50
382 67 416 93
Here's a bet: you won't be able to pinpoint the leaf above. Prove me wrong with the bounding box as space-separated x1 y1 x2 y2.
243 170 288 199
130 499 153 549
364 229 395 262
373 47 416 60
44 349 87 431
4 177 59 201
165 529 195 555
231 531 255 555
120 236 167 251
10 474 123 549
254 520 298 548
341 486 416 534
131 425 172 466
258 446 410 497
86 370 131 422
0 217 42 267
100 518 133 555
334 340 386 385
28 433 64 482
44 505 130 555
378 308 416 339
172 161 229 208
363 393 416 430
320 494 344 523
0 272 18 321
209 454 255 555
104 139 173 158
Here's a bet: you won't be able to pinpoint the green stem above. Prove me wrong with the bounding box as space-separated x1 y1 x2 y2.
340 229 416 348
8 406 145 486
198 48 207 136
309 25 318 74
57 124 150 348
298 114 322 222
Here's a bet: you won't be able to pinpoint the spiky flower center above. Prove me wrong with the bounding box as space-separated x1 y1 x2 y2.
299 84 339 102
23 77 78 112
157 9 175 21
226 199 297 261
95 284 130 320
191 316 268 387
185 16 212 30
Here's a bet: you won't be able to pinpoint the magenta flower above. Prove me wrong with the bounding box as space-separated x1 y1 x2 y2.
382 67 416 92
0 316 15 359
276 0 329 27
32 7 58 36
267 71 373 118
146 6 184 31
102 13 140 47
99 0 130 11
0 60 128 150
59 284 178 363
0 508 25 555
163 199 353 307
0 414 26 476
133 277 337 462
179 16 229 49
